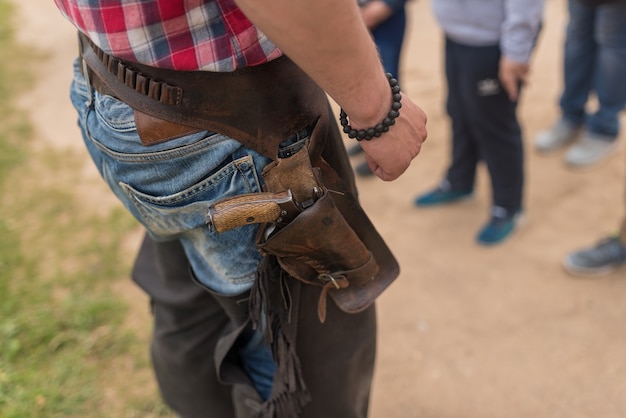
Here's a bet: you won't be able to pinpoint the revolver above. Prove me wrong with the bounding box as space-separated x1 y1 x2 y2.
206 188 321 234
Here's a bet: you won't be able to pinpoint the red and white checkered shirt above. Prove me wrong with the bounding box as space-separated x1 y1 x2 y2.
54 0 283 71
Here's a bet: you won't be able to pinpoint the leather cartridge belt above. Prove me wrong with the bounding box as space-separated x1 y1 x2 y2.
77 32 328 159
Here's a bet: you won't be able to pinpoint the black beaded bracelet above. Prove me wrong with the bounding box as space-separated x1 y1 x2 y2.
339 73 402 141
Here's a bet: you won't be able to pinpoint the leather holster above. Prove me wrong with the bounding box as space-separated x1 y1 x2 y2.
257 117 398 322
78 30 399 323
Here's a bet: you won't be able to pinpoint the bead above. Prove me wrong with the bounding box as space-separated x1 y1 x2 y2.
338 72 402 141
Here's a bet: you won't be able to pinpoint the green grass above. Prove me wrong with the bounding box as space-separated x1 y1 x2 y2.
0 2 172 416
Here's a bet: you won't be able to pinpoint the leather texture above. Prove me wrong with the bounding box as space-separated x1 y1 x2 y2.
78 30 399 416
134 110 201 146
258 142 381 322
79 31 400 318
78 32 327 159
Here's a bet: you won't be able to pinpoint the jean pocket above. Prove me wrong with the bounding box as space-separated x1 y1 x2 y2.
94 94 136 132
119 155 263 289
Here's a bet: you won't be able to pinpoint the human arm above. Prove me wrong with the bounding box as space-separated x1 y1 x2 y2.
234 0 426 181
499 0 545 101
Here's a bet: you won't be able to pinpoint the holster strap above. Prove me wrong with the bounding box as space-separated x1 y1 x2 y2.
315 252 377 322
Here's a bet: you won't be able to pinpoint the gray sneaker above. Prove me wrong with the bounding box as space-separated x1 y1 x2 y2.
534 120 580 152
562 236 626 276
564 132 617 167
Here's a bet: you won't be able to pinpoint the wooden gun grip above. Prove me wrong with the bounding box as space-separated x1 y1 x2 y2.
207 191 291 234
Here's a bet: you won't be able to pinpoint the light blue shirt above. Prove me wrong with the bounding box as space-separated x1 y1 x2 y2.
431 0 545 62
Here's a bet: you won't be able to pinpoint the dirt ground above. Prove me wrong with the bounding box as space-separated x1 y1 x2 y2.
14 0 626 417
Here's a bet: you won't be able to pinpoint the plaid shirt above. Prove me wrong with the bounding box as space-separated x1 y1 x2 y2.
54 0 283 71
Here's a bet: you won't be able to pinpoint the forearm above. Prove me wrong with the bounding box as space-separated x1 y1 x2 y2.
234 0 391 127
236 0 427 182
501 0 544 62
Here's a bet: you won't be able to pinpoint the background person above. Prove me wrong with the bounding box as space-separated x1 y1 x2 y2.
414 0 544 245
534 0 626 167
563 222 626 276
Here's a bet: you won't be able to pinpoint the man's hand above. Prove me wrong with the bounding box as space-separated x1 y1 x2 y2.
234 0 427 181
357 95 428 181
360 1 394 30
498 57 529 102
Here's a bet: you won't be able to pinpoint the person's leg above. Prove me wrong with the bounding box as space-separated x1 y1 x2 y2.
414 38 476 206
131 234 238 418
293 282 377 418
72 55 279 414
563 0 626 166
562 216 626 276
461 45 523 216
455 43 524 244
534 1 588 153
444 38 480 192
585 1 626 138
280 111 387 417
542 0 624 164
560 0 597 126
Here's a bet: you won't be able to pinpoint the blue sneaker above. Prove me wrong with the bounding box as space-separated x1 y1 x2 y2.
414 181 472 206
476 206 523 245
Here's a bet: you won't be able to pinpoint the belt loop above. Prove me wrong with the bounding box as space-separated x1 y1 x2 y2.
82 58 93 107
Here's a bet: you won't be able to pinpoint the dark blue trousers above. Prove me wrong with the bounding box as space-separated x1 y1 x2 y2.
444 38 524 214
371 7 407 79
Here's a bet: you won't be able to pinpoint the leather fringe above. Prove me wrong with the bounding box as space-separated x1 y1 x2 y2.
250 255 311 418
249 256 273 344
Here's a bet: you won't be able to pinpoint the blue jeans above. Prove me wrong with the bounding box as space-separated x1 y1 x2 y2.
68 59 314 400
560 0 626 138
371 7 406 79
